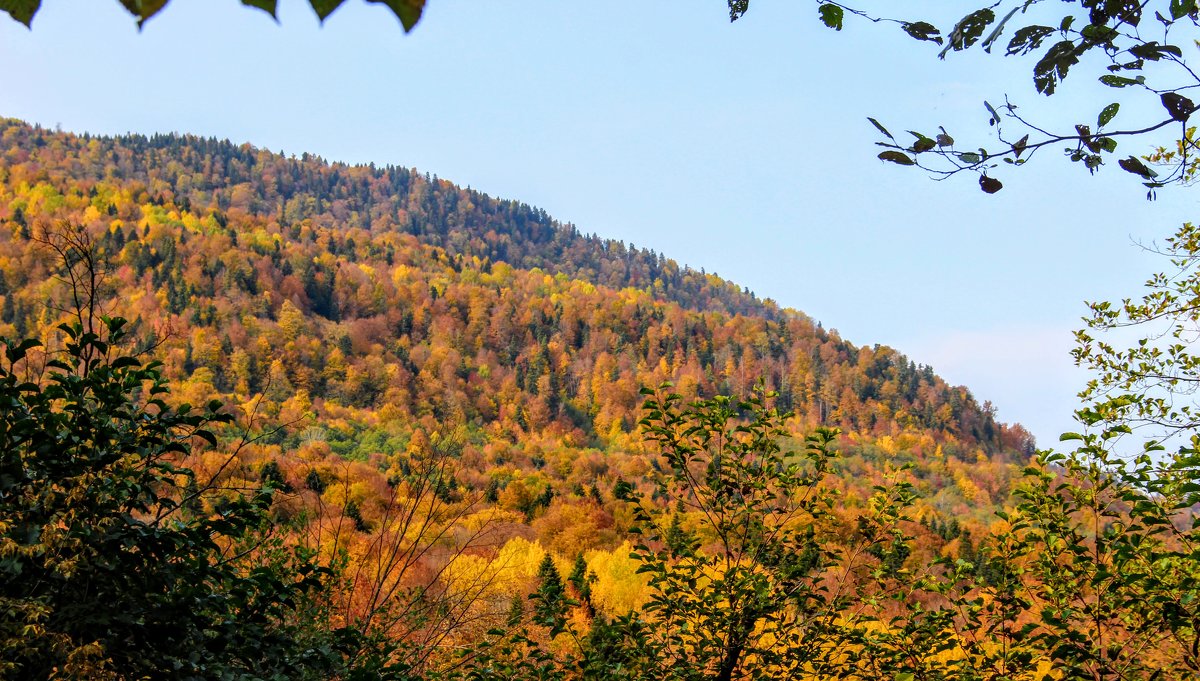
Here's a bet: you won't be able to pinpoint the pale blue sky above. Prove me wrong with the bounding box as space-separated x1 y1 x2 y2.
2 0 1195 446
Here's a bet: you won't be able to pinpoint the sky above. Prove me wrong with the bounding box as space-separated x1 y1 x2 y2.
2 0 1197 447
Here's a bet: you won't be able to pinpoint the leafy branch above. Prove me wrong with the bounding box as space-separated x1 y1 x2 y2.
733 0 1200 194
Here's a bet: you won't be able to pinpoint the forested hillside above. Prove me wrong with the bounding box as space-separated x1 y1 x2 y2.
0 117 1044 677
0 117 1024 452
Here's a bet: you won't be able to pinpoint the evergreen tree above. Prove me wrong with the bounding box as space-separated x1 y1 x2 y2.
664 513 695 558
567 554 595 616
531 554 569 635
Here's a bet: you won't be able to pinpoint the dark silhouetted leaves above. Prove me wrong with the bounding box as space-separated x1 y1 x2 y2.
1013 134 1029 158
1162 92 1196 122
902 21 942 44
979 175 1003 193
1085 0 1141 25
878 151 916 166
1130 41 1184 61
1034 40 1083 94
1119 156 1157 178
1171 0 1198 19
1081 23 1119 46
1008 23 1056 55
912 136 936 153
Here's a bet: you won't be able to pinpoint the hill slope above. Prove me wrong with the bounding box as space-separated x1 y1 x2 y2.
0 117 1030 522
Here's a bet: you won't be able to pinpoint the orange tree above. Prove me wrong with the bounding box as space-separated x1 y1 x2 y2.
574 386 916 680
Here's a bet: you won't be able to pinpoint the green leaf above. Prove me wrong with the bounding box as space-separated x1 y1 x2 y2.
878 151 916 165
1081 23 1118 45
960 151 982 163
309 0 346 21
0 0 38 26
1097 103 1119 127
1118 156 1157 178
1003 24 1051 56
1033 40 1082 95
1171 0 1197 19
5 338 40 363
1099 74 1139 87
118 0 168 26
194 429 218 447
984 100 1001 125
867 117 895 140
912 136 936 153
901 21 942 44
241 0 277 18
1129 41 1184 61
1012 134 1029 158
110 356 142 369
818 3 843 31
367 0 425 31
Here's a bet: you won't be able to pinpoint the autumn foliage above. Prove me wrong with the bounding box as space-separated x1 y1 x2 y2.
0 118 1069 678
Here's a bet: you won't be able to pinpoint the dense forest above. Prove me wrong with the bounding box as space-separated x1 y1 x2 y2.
12 117 1156 680
0 116 1030 489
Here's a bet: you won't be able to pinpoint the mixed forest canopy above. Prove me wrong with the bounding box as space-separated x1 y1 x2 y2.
7 114 1200 678
0 118 1019 460
0 117 1057 678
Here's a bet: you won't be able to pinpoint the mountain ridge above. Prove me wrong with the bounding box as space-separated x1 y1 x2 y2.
4 118 783 321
